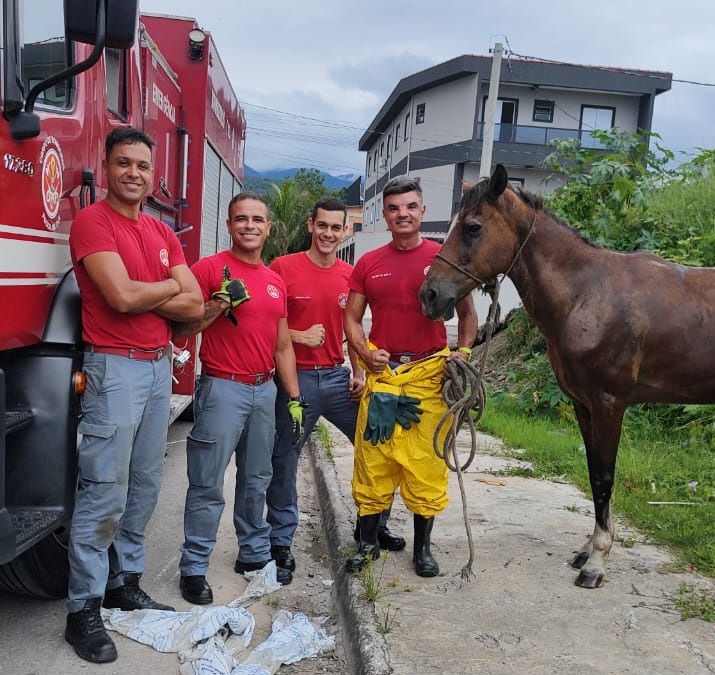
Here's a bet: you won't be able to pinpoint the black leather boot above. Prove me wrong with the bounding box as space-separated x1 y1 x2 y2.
378 525 406 551
103 573 175 611
413 514 439 577
65 597 118 663
354 511 406 551
346 513 380 573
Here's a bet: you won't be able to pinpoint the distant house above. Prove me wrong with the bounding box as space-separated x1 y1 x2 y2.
341 53 672 266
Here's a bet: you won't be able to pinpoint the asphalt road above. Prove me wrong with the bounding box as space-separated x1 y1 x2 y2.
0 420 346 675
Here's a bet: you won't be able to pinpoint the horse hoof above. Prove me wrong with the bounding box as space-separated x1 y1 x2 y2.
575 569 604 588
571 551 589 569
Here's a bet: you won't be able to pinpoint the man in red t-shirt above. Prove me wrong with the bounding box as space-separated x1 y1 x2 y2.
344 176 478 577
172 192 303 605
266 197 405 573
66 126 203 664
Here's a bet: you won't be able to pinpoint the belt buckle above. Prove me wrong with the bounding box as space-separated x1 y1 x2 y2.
399 354 411 364
254 373 265 385
155 346 166 360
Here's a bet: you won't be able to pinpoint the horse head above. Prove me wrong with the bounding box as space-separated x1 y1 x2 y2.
420 164 532 320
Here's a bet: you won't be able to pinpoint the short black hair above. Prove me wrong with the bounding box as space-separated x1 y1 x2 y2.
105 126 154 159
310 196 347 223
383 176 422 199
227 191 270 214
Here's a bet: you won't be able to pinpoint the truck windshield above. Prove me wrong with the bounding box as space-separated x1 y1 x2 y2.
3 0 72 113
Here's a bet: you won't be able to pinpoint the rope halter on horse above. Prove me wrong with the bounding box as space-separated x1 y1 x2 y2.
434 206 538 290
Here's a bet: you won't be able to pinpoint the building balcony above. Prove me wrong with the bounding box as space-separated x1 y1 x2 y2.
476 122 592 147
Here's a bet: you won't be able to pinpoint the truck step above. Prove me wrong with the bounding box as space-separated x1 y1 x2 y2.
10 509 60 549
5 409 34 435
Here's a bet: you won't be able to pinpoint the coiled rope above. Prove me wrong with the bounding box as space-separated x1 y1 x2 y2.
432 278 503 579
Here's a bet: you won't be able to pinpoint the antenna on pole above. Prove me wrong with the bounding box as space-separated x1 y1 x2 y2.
479 42 503 178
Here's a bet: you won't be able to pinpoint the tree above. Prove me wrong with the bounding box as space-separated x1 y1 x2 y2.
262 169 347 262
542 128 674 249
263 180 306 263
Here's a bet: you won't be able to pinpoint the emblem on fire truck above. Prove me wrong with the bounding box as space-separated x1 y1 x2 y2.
39 136 65 231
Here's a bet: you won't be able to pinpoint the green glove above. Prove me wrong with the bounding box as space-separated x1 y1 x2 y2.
394 395 423 430
212 266 250 326
212 266 251 307
287 396 307 444
363 391 400 446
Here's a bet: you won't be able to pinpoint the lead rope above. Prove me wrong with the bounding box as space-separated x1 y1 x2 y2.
432 278 503 580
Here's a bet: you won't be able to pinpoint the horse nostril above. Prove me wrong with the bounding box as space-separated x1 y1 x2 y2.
422 287 436 303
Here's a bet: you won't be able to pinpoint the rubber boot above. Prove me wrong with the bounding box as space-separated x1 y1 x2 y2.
346 513 380 573
413 514 439 577
354 510 406 551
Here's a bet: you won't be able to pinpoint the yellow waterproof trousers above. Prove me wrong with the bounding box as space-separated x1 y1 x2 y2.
352 347 452 518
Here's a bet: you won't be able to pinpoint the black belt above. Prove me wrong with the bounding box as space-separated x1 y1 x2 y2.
389 349 439 364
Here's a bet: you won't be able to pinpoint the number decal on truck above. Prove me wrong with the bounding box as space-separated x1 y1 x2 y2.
3 153 35 177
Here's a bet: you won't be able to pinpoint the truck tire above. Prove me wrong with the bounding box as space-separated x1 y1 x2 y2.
0 528 69 599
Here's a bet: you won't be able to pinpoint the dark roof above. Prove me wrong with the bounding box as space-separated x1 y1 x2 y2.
359 54 673 150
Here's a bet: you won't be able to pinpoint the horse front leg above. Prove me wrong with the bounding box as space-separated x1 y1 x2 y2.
570 398 622 588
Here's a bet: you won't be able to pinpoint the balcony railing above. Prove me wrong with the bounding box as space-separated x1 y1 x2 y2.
476 122 603 148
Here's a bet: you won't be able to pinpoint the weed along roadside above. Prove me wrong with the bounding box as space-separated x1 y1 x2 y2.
307 416 715 675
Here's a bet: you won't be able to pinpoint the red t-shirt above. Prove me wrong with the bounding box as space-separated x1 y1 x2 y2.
270 252 352 368
191 250 288 375
70 200 187 349
349 239 447 354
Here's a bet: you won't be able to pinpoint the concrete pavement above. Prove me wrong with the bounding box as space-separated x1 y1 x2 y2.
307 422 715 675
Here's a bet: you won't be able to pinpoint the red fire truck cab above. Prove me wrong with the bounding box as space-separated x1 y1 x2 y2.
0 0 246 597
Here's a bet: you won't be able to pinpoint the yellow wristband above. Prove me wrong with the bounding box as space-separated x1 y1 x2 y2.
457 346 472 358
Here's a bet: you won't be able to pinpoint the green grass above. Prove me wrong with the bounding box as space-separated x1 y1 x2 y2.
479 397 715 593
315 421 333 461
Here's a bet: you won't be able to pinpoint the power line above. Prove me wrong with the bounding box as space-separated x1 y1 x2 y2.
241 47 714 175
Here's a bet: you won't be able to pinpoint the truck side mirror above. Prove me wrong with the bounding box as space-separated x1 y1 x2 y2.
64 0 139 49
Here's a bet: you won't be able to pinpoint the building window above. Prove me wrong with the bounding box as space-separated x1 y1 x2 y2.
580 105 615 148
404 113 410 140
416 103 425 124
387 134 392 157
395 125 400 149
370 203 375 224
532 99 554 123
380 141 384 157
367 155 372 176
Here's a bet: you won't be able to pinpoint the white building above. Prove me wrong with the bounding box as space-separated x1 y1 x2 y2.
338 53 672 320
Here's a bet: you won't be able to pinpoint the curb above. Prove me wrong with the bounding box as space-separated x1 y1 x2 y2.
307 437 393 675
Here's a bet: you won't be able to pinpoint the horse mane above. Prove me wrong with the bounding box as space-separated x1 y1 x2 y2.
461 177 600 250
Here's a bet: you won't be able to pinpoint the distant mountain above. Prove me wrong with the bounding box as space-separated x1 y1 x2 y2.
245 166 359 191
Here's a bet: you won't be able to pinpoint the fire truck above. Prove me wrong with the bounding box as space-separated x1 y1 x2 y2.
0 0 246 597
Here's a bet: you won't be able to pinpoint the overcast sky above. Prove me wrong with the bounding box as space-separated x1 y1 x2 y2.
142 0 715 176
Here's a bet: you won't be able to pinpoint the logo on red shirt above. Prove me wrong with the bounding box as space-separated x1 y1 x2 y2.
160 248 169 267
338 292 348 309
266 284 280 299
423 265 431 276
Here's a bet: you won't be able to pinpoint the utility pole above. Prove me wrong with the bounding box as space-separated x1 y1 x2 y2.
479 42 503 178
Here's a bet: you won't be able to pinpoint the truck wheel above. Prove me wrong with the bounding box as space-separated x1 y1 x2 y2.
0 527 69 599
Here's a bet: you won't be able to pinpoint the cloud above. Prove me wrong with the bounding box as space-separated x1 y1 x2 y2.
329 53 435 99
141 0 715 171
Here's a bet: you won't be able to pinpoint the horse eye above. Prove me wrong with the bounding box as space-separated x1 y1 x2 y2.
464 219 481 237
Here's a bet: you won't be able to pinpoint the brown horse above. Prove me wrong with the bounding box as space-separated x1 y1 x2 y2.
419 163 715 588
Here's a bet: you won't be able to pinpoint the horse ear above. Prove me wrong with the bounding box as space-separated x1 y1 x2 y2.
488 164 508 201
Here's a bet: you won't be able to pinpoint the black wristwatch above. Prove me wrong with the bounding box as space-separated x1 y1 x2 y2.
289 395 304 404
